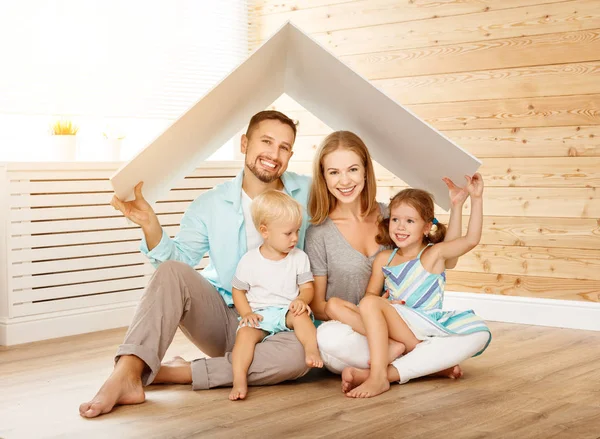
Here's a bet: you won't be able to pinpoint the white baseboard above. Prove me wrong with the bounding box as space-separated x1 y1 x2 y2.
445 291 600 331
0 302 137 346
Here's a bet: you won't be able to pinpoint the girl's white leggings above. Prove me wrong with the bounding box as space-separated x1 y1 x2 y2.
317 321 490 384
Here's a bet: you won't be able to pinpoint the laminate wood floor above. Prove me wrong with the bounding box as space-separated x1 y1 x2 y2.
1 322 599 439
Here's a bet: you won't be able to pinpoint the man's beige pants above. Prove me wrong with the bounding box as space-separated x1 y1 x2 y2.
116 261 310 390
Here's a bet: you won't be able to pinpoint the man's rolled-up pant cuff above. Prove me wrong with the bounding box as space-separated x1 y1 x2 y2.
115 344 161 386
191 358 210 390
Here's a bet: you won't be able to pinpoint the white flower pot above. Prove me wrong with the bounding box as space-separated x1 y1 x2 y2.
50 135 77 161
106 139 122 161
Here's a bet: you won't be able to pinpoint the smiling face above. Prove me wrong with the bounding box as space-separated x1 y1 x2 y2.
322 148 366 206
241 119 295 183
388 202 432 249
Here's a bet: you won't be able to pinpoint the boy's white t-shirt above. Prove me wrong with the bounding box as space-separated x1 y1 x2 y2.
231 247 314 310
241 190 263 251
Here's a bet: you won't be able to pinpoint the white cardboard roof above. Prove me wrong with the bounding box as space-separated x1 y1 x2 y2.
110 21 480 210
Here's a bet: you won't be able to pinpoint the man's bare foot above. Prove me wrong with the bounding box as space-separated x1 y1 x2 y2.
432 365 463 380
79 363 145 418
346 375 390 398
305 349 324 368
153 356 192 384
229 380 248 401
341 367 370 393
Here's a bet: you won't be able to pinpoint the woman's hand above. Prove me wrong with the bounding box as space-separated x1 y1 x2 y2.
239 312 263 328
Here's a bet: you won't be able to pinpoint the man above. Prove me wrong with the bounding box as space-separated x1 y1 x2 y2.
80 111 311 418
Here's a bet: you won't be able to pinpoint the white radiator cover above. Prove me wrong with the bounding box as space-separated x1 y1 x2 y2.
0 161 242 345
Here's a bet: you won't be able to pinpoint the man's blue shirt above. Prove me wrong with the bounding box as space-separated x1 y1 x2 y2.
140 170 311 306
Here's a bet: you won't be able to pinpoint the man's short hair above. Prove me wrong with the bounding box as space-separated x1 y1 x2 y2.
246 110 297 139
251 190 303 230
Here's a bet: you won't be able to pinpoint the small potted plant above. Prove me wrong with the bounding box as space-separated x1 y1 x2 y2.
50 119 79 160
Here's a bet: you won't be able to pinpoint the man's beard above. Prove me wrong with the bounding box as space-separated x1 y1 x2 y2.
246 157 280 183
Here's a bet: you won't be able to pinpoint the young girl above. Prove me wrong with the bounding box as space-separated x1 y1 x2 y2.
328 173 491 398
229 190 323 401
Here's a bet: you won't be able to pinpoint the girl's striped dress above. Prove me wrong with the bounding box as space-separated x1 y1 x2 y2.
383 245 491 356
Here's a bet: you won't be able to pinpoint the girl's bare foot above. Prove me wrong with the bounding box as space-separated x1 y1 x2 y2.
432 365 463 379
341 367 370 393
346 375 390 398
367 340 406 367
305 349 324 368
153 356 192 384
388 340 406 363
229 379 248 401
79 364 145 418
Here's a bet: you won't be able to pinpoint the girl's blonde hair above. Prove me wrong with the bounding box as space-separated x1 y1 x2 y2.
251 190 303 229
308 131 378 224
376 189 447 247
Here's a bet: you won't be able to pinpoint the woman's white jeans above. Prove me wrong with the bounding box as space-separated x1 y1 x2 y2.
317 320 489 384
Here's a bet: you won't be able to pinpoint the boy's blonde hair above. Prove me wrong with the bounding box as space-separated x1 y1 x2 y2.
251 190 303 229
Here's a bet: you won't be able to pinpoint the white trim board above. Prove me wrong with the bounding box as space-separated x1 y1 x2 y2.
0 303 136 346
445 291 600 332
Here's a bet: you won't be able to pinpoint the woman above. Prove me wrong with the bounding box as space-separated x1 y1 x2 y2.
305 131 489 390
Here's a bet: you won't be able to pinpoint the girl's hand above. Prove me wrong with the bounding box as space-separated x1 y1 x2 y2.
289 299 308 316
239 312 263 328
442 177 469 207
465 173 484 198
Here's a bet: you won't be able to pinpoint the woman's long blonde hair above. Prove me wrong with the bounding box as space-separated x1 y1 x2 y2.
308 131 378 224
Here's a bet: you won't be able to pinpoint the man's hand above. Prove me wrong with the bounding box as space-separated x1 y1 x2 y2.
465 173 484 198
289 298 309 316
442 176 469 207
239 312 263 328
110 182 158 229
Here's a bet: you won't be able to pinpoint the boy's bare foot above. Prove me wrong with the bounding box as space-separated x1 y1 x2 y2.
433 365 463 380
305 349 324 368
153 356 192 384
346 375 390 398
79 362 145 418
229 380 248 401
341 367 370 393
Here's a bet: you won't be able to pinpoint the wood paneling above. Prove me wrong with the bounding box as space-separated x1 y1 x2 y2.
255 0 571 35
455 244 600 281
446 271 600 302
375 62 600 105
435 216 600 250
341 29 600 79
298 1 600 56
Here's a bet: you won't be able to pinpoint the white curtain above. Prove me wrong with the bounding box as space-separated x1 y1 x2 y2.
0 0 250 160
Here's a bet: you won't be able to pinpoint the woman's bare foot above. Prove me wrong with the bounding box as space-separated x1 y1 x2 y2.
341 367 370 393
153 356 192 384
346 374 390 398
229 379 248 401
79 358 145 418
432 365 463 380
305 349 324 368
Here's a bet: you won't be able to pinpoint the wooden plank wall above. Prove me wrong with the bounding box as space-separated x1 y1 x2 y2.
250 0 600 303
